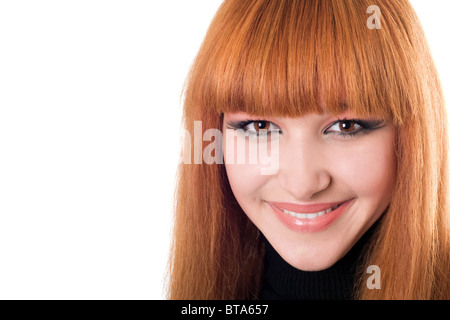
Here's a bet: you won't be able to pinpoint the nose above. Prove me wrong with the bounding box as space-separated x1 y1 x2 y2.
276 138 331 200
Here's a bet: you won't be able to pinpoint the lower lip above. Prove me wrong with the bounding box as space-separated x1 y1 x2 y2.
268 199 354 233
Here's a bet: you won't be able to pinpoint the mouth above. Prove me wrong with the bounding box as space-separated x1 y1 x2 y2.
278 203 343 219
266 199 354 232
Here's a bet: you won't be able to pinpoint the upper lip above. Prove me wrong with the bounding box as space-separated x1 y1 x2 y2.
267 200 348 213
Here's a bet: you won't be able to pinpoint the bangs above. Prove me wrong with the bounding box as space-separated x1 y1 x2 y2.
186 0 421 125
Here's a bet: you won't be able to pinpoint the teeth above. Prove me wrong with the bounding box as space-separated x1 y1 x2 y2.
281 206 336 219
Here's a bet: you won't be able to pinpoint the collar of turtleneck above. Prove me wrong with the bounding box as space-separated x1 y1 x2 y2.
259 224 376 300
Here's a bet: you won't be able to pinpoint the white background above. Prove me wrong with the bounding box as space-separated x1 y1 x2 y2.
0 1 448 299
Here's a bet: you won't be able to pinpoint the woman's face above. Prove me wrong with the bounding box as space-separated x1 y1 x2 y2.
223 111 397 271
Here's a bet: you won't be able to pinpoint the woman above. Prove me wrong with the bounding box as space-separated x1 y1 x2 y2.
168 0 450 299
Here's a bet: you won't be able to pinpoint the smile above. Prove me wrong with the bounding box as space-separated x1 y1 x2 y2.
266 199 354 232
280 204 341 219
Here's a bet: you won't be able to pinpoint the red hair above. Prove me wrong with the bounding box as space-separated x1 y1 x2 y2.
168 0 450 299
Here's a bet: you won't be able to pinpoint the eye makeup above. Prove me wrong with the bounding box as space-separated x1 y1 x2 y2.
225 119 282 136
323 118 386 138
225 118 385 138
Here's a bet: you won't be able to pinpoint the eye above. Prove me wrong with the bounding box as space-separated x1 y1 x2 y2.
244 121 281 136
325 119 363 135
250 121 271 132
227 120 281 136
331 120 361 132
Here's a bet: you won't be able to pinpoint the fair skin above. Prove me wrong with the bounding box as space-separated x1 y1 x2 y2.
223 111 397 271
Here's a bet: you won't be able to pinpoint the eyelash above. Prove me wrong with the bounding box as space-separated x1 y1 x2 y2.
226 120 281 137
226 119 384 138
324 119 383 137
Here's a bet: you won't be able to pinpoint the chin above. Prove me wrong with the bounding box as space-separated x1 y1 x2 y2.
272 238 352 271
288 253 344 271
290 257 341 272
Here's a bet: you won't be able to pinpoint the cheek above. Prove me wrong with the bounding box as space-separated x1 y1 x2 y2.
332 135 397 201
223 134 270 201
224 163 268 199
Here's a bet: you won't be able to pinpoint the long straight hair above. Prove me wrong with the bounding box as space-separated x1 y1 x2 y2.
168 0 450 299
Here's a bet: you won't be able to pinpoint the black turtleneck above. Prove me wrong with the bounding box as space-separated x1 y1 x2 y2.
259 225 376 300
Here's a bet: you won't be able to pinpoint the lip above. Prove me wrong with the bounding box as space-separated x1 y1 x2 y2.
268 201 345 214
266 198 355 232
